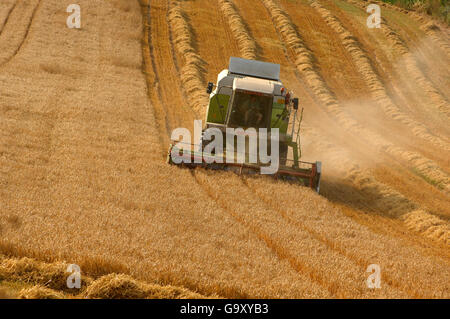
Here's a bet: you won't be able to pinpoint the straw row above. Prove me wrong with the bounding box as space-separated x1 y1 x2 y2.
168 0 208 118
217 0 258 60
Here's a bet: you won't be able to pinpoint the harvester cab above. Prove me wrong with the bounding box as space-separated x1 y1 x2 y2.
168 57 322 193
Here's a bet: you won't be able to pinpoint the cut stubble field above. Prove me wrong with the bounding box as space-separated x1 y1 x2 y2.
0 0 449 298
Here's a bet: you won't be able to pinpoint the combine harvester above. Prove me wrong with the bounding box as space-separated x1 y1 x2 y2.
168 57 322 193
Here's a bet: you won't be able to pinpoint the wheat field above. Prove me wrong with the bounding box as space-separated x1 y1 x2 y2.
0 0 448 298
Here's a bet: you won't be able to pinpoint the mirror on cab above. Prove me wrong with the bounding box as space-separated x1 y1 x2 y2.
292 98 299 110
206 82 214 94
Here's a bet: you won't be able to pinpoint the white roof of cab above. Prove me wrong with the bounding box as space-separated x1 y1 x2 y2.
229 57 280 81
233 77 275 95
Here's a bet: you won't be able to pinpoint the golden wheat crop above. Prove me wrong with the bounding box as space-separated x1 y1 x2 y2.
0 0 448 299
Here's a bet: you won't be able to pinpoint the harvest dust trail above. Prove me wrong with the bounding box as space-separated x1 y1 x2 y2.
141 0 175 156
219 0 450 250
210 0 448 293
311 125 449 244
345 0 450 118
261 0 449 192
240 126 449 296
0 0 40 67
310 0 449 150
217 0 258 60
244 0 450 250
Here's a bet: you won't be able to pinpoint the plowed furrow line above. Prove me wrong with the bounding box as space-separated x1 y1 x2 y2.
261 0 449 192
311 0 450 150
167 0 208 119
345 0 450 118
217 0 258 60
0 0 40 67
140 0 170 156
0 1 16 35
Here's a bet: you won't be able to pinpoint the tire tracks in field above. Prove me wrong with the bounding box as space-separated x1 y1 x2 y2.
141 0 234 298
193 171 345 297
0 0 41 67
140 0 171 157
260 0 449 193
310 0 450 150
